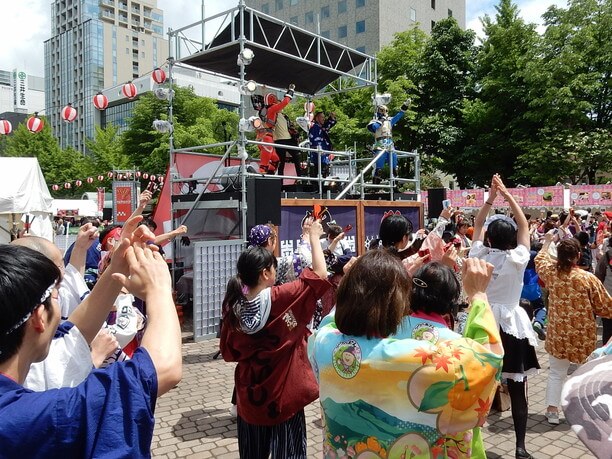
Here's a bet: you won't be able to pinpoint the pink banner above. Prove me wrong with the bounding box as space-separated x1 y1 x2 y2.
522 186 564 207
447 189 485 208
569 185 612 207
491 188 525 207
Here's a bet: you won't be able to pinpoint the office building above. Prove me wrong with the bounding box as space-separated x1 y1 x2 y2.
0 69 45 116
246 0 466 55
44 0 167 152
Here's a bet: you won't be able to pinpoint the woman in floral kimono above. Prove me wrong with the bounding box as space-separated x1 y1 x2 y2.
308 251 503 459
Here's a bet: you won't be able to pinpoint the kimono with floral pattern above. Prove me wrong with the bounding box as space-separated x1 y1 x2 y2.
308 300 503 459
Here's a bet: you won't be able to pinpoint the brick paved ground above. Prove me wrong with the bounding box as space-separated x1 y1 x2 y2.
151 324 599 458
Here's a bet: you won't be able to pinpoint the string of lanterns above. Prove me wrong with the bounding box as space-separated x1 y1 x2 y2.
0 67 168 135
50 170 165 192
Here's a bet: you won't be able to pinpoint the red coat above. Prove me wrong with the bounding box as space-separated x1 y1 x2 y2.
220 269 332 425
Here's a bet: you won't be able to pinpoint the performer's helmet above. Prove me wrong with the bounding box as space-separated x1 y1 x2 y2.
377 104 388 114
264 93 279 106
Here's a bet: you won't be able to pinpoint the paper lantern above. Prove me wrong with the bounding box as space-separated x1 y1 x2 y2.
107 172 114 178
152 67 167 84
142 173 149 180
122 82 137 99
75 180 82 187
93 93 108 110
150 175 156 182
87 177 94 184
64 183 71 189
158 175 164 182
97 175 104 181
0 119 12 135
61 104 77 123
52 184 59 191
135 171 141 178
26 115 44 133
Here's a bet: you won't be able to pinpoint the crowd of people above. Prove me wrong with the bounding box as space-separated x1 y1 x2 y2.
2 172 611 458
221 173 611 459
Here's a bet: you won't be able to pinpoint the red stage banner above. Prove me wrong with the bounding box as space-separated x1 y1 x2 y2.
569 185 612 207
113 181 136 224
97 187 105 214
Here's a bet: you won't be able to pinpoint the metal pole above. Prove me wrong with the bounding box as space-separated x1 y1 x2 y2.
238 0 248 241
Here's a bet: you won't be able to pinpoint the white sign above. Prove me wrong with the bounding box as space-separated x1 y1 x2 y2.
12 69 28 111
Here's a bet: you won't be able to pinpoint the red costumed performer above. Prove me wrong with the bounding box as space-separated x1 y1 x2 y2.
251 84 295 174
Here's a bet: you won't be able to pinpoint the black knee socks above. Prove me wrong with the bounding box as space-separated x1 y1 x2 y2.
507 379 528 450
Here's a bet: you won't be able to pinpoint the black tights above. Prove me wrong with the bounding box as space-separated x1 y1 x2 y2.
507 379 528 450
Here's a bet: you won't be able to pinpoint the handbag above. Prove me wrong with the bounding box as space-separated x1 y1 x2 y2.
492 383 511 412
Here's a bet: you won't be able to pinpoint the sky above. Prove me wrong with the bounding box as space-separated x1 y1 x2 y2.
0 0 568 77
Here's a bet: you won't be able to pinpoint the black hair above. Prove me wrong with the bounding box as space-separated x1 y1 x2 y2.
409 262 461 316
99 225 122 248
327 224 343 239
575 231 589 247
369 214 413 251
221 246 277 329
140 217 158 232
0 245 60 364
485 219 517 250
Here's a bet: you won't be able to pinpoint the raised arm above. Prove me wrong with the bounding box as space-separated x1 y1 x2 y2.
153 225 188 246
69 223 98 276
473 175 498 243
112 242 182 396
494 175 529 248
304 218 327 279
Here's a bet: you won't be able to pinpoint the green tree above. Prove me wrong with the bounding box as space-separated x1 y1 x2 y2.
466 0 541 186
86 124 132 173
516 0 612 184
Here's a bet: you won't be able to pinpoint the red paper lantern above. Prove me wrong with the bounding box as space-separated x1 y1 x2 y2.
135 171 141 178
0 119 12 135
158 175 164 182
87 177 94 184
64 183 71 189
107 172 114 178
93 93 108 110
26 114 44 133
75 180 82 187
150 175 156 182
117 174 124 180
142 173 149 180
61 103 77 123
52 184 59 191
97 175 104 181
122 82 137 100
304 101 315 114
152 68 166 84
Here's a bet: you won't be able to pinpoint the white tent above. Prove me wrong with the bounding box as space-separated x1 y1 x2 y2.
0 157 54 243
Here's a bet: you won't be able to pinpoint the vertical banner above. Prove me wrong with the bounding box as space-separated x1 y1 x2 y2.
97 187 105 214
112 181 137 224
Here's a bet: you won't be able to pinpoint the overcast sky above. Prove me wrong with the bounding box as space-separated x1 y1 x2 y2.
0 0 566 77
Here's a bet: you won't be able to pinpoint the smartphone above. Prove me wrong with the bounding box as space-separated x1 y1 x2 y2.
343 224 353 233
442 199 452 209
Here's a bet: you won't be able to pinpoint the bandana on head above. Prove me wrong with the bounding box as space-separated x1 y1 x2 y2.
247 225 272 248
484 214 518 231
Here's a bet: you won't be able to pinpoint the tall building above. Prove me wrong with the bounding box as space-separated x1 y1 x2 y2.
246 0 466 55
0 69 45 115
44 0 167 152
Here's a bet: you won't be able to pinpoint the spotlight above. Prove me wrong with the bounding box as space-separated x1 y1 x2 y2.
238 116 262 133
152 119 173 133
237 48 254 66
239 80 258 95
153 88 175 100
374 93 392 106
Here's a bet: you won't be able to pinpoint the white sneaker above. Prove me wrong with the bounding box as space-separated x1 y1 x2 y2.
546 411 560 425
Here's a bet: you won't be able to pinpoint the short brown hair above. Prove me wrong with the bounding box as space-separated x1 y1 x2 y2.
556 238 580 273
335 250 410 338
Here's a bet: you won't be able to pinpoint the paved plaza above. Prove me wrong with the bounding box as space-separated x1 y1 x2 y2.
151 323 599 458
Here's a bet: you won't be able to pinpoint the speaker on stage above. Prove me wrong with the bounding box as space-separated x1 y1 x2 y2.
247 178 282 227
427 188 446 218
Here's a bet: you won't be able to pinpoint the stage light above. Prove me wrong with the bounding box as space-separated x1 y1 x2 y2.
152 119 173 133
239 80 258 95
374 93 392 106
238 116 262 133
237 48 254 66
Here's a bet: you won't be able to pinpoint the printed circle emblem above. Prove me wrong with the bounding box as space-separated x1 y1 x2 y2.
332 340 361 379
412 323 440 344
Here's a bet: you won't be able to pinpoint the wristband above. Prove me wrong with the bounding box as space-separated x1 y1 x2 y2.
485 201 494 206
